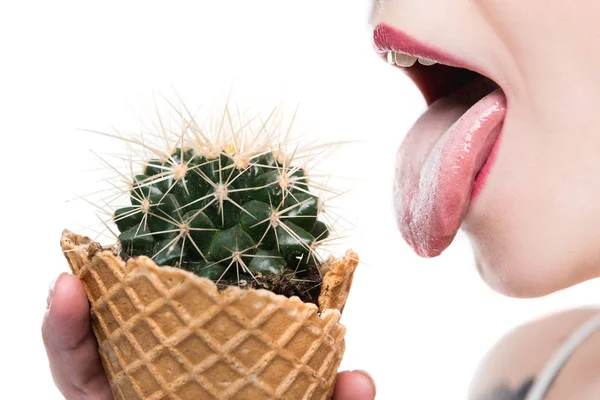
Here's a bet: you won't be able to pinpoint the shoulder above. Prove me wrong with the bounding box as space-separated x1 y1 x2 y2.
468 307 600 400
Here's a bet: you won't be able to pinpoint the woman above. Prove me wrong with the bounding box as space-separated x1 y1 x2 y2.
43 1 600 398
469 308 600 400
369 0 600 398
370 1 600 298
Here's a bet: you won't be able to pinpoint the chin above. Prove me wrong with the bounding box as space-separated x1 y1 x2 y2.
468 233 600 298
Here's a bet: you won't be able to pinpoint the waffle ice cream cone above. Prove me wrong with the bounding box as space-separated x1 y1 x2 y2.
60 230 358 400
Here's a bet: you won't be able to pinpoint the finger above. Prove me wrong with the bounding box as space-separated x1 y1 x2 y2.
333 370 376 400
42 273 113 400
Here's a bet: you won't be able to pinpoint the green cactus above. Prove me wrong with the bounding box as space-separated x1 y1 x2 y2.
112 137 332 302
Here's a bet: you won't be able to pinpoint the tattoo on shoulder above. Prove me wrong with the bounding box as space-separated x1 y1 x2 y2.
476 377 535 400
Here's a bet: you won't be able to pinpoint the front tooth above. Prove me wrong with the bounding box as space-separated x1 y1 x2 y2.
394 52 417 67
418 57 437 66
387 51 395 65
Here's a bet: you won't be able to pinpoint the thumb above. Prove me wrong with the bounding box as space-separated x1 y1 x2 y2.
42 273 113 399
334 370 376 400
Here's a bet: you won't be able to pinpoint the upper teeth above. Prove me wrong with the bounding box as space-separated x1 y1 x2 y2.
386 50 438 67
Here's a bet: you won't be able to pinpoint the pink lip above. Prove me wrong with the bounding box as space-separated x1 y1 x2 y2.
373 24 507 258
471 128 503 201
372 24 477 72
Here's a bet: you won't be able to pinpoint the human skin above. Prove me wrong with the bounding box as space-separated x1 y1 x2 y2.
42 273 376 400
369 0 600 298
468 308 600 399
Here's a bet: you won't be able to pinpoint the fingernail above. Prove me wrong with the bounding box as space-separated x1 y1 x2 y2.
354 370 376 396
47 273 68 308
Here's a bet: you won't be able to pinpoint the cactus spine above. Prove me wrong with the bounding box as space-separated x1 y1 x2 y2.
107 104 336 302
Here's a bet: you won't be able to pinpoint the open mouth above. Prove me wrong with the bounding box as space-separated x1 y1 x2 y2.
373 23 507 258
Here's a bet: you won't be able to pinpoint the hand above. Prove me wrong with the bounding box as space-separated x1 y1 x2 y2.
42 273 376 400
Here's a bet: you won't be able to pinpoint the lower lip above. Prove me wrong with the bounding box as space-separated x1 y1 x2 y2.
471 127 503 201
394 82 507 258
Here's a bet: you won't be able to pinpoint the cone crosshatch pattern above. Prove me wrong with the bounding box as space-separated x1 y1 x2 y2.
61 231 358 400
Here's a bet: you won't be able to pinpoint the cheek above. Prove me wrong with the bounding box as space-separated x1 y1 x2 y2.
464 166 600 298
468 0 561 54
462 111 600 297
470 0 541 17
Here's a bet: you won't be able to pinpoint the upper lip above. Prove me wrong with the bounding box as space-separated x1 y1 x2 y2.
372 23 463 68
371 23 501 104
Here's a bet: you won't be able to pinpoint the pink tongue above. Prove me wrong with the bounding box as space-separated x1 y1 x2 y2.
394 80 507 257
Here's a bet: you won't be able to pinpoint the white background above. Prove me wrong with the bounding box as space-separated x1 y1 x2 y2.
1 1 599 398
